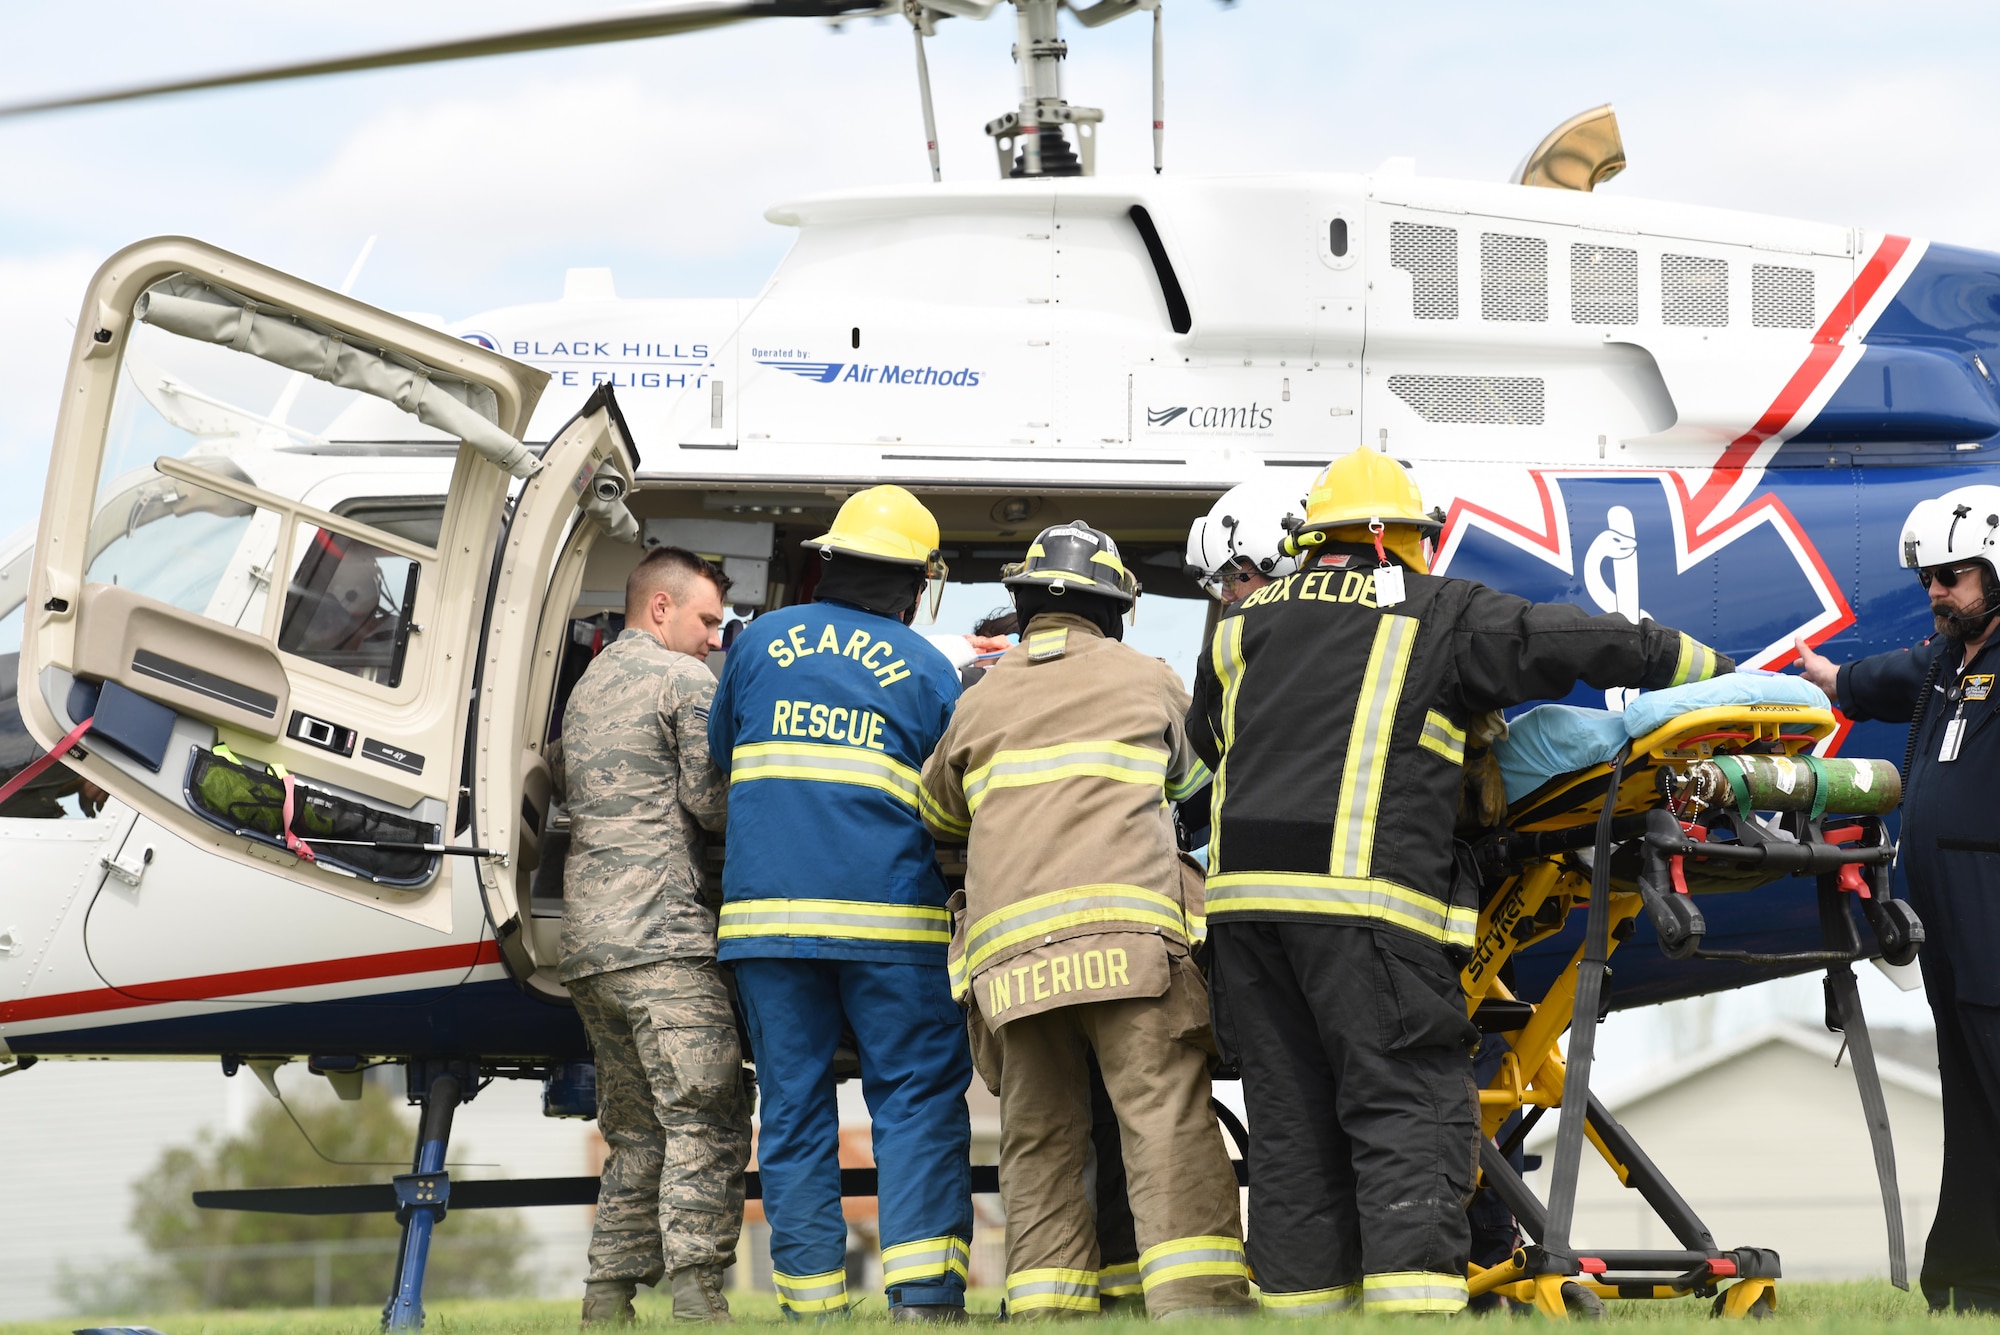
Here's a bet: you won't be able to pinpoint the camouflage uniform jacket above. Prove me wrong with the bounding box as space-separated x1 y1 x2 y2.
559 629 730 982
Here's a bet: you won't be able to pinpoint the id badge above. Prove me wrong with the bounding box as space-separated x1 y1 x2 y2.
1940 716 1966 764
1373 563 1406 608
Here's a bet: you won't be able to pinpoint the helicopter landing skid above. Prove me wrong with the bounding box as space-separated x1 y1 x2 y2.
382 1063 468 1332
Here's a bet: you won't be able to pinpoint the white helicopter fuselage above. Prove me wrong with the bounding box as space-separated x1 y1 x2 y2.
1 167 1980 1060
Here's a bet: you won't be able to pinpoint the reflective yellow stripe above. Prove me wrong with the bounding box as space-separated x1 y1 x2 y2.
1362 1270 1468 1313
719 898 951 945
964 884 1187 973
1330 614 1417 880
919 786 970 840
882 1235 970 1285
1027 628 1069 661
963 740 1169 813
1208 616 1248 871
1007 1267 1100 1313
1669 632 1719 687
1138 1234 1247 1291
1099 1261 1142 1297
1419 709 1465 764
730 741 920 808
1260 1283 1360 1316
1168 756 1212 801
947 951 970 1002
1204 871 1477 947
773 1267 850 1314
1184 909 1207 947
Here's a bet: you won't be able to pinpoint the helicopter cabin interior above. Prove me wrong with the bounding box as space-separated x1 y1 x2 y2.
514 481 1220 969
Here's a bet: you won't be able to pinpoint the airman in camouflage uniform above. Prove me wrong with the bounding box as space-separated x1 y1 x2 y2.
560 548 750 1325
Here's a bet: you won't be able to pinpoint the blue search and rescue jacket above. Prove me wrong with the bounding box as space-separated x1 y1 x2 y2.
709 599 962 965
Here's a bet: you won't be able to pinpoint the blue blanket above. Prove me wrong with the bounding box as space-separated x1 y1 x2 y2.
1492 674 1831 804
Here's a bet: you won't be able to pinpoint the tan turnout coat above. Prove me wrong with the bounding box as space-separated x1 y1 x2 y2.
918 612 1209 1026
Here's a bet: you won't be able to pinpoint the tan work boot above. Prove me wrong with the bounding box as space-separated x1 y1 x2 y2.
670 1264 733 1322
582 1279 638 1326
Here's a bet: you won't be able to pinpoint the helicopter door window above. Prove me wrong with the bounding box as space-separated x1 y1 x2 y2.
85 466 284 636
330 497 447 550
279 523 421 688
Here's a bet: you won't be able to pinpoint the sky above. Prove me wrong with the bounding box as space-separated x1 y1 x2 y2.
8 1 2000 543
0 1 1968 1044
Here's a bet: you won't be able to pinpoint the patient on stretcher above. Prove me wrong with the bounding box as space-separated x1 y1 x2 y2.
1492 673 1831 805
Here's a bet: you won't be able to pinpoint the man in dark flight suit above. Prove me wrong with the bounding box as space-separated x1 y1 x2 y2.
1797 484 2000 1312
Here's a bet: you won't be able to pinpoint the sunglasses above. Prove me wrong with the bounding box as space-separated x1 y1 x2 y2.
1198 566 1260 600
1919 562 1986 590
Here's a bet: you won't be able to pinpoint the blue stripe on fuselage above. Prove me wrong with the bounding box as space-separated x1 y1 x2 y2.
1789 242 2000 450
6 979 586 1060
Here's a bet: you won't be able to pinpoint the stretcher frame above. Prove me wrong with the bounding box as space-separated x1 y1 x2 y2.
1456 705 1920 1319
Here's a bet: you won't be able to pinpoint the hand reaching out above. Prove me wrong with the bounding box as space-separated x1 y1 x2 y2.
1793 634 1838 694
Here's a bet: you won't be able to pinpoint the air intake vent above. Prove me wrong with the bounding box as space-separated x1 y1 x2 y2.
1752 264 1815 329
1662 254 1729 326
1570 243 1638 324
1481 233 1548 322
1388 374 1545 425
1391 221 1460 320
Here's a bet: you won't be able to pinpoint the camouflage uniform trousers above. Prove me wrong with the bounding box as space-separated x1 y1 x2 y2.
569 957 753 1284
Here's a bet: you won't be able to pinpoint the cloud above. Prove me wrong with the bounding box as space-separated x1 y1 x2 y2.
0 251 103 539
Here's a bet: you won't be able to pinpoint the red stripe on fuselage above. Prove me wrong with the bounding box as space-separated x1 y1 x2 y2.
1682 235 1912 531
1438 235 1914 561
0 939 503 1025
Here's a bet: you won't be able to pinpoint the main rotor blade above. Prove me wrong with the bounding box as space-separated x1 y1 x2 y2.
0 1 884 119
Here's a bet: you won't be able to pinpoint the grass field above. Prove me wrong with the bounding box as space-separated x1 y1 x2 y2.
9 1283 1998 1334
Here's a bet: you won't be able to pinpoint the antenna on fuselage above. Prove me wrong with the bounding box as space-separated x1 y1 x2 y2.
1151 1 1165 173
906 2 945 181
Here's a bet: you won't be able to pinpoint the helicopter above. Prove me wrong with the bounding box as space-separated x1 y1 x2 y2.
0 0 1983 1322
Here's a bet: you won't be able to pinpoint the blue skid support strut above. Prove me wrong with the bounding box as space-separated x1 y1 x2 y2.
382 1069 461 1331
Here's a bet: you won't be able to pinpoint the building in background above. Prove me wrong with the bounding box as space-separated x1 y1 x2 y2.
1524 1023 1941 1280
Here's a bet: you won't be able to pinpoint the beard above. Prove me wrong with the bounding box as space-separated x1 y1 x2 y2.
1936 604 1999 641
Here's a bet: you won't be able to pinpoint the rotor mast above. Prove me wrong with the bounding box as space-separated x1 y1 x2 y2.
994 0 1096 177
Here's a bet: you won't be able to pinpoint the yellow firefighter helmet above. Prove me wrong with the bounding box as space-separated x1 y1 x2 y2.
1302 445 1439 534
803 485 944 571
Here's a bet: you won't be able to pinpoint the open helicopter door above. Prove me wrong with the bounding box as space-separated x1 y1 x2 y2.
18 238 552 934
467 382 642 1000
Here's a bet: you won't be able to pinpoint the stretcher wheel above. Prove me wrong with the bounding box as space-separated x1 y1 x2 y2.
1560 1283 1605 1320
1711 1283 1776 1319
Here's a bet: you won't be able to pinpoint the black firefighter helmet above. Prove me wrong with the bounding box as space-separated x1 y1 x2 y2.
1001 522 1140 605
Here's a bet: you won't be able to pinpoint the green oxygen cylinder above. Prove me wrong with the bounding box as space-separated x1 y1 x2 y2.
1691 754 1901 818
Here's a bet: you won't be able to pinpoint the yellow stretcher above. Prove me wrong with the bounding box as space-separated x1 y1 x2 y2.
1455 704 1923 1319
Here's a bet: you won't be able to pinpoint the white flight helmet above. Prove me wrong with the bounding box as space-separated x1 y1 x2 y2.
1185 476 1312 597
1898 485 2000 574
